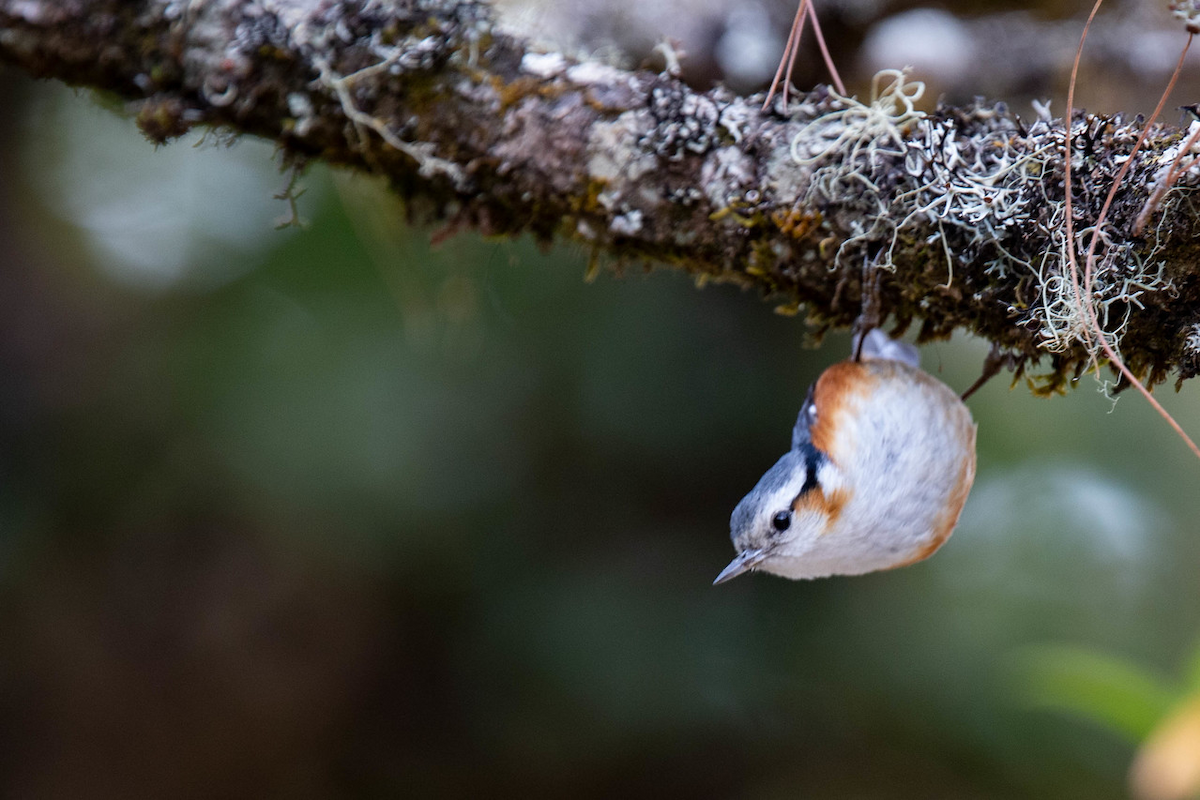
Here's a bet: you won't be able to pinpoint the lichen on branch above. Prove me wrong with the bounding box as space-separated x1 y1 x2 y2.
4 0 1200 389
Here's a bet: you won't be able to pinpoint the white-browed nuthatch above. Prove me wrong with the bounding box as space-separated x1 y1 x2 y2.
715 330 977 584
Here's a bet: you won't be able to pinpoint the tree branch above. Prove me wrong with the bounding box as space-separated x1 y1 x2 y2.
4 0 1200 389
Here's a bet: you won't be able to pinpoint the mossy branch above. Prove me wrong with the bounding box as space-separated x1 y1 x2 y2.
4 0 1200 388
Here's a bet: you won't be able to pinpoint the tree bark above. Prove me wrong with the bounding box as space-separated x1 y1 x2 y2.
3 0 1200 389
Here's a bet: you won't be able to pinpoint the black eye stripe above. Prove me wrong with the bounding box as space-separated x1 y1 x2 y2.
790 442 824 508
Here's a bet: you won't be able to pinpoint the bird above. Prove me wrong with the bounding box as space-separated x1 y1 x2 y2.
714 330 977 584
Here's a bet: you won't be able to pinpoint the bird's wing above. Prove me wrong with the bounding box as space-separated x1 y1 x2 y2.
791 383 817 451
856 328 919 368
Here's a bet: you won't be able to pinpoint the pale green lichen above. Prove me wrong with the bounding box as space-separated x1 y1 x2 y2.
786 68 1180 390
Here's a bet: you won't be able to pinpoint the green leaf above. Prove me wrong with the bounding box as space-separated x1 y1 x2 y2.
1184 640 1200 692
1015 644 1180 741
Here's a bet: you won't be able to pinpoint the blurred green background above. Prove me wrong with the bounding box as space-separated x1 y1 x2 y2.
3 13 1200 795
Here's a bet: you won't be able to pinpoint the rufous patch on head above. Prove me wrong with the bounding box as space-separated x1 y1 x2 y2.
809 361 876 458
792 486 852 532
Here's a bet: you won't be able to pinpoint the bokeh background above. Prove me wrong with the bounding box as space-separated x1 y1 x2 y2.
3 0 1200 796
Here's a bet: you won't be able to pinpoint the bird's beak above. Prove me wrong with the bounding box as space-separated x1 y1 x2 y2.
713 550 762 586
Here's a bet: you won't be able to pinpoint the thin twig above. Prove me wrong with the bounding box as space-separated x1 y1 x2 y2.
764 0 809 110
806 0 845 96
1063 8 1200 461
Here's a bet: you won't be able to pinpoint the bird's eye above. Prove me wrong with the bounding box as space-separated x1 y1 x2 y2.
771 511 791 532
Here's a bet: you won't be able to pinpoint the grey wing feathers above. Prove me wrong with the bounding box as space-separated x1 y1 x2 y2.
856 328 920 368
791 383 817 451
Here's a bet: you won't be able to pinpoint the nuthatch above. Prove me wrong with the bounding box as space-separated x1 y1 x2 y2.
715 330 977 584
